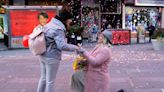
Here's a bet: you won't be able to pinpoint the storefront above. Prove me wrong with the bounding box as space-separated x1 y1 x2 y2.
125 7 160 32
0 0 67 49
100 0 122 31
81 0 99 42
99 0 131 45
79 0 128 43
123 0 163 43
2 0 163 49
1 6 60 49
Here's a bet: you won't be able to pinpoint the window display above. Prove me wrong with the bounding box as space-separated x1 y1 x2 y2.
76 0 100 42
101 14 122 31
81 6 99 41
100 0 122 31
69 0 81 25
100 0 121 13
125 7 160 32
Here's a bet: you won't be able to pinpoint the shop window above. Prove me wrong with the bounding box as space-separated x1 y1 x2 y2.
100 0 121 14
0 0 10 5
100 0 122 30
69 0 81 25
125 7 160 32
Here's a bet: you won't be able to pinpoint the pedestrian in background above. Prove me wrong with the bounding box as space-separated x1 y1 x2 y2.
0 25 4 34
147 23 155 42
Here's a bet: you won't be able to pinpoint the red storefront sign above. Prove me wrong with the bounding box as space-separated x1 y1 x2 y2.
9 10 56 37
112 30 130 45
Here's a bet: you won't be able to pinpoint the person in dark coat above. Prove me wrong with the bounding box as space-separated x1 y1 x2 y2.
147 23 156 42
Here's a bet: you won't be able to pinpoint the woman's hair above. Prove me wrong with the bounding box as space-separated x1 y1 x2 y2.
98 32 112 45
104 37 109 44
104 37 112 47
37 11 49 19
59 5 73 21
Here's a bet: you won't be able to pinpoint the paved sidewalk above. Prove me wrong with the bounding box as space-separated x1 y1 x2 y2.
0 43 164 92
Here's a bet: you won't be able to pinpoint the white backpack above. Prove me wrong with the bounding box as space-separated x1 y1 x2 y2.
28 25 46 55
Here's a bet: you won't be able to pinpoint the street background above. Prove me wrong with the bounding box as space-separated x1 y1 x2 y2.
0 43 164 92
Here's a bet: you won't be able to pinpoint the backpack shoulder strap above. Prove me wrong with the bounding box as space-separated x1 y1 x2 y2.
29 25 43 39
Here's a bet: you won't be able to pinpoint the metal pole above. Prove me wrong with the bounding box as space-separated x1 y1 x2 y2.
56 5 59 16
6 9 11 48
99 0 101 31
122 3 125 29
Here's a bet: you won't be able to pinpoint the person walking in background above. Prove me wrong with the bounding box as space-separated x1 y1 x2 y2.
137 23 146 43
0 25 4 34
72 30 112 92
104 24 112 44
37 6 79 92
147 23 155 42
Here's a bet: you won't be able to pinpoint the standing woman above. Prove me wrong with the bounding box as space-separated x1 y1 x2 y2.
33 11 49 91
37 7 79 92
77 30 112 92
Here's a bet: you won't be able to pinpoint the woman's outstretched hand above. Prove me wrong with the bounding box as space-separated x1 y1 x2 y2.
76 43 85 56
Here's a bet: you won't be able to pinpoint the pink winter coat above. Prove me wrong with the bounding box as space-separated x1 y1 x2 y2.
83 45 112 92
